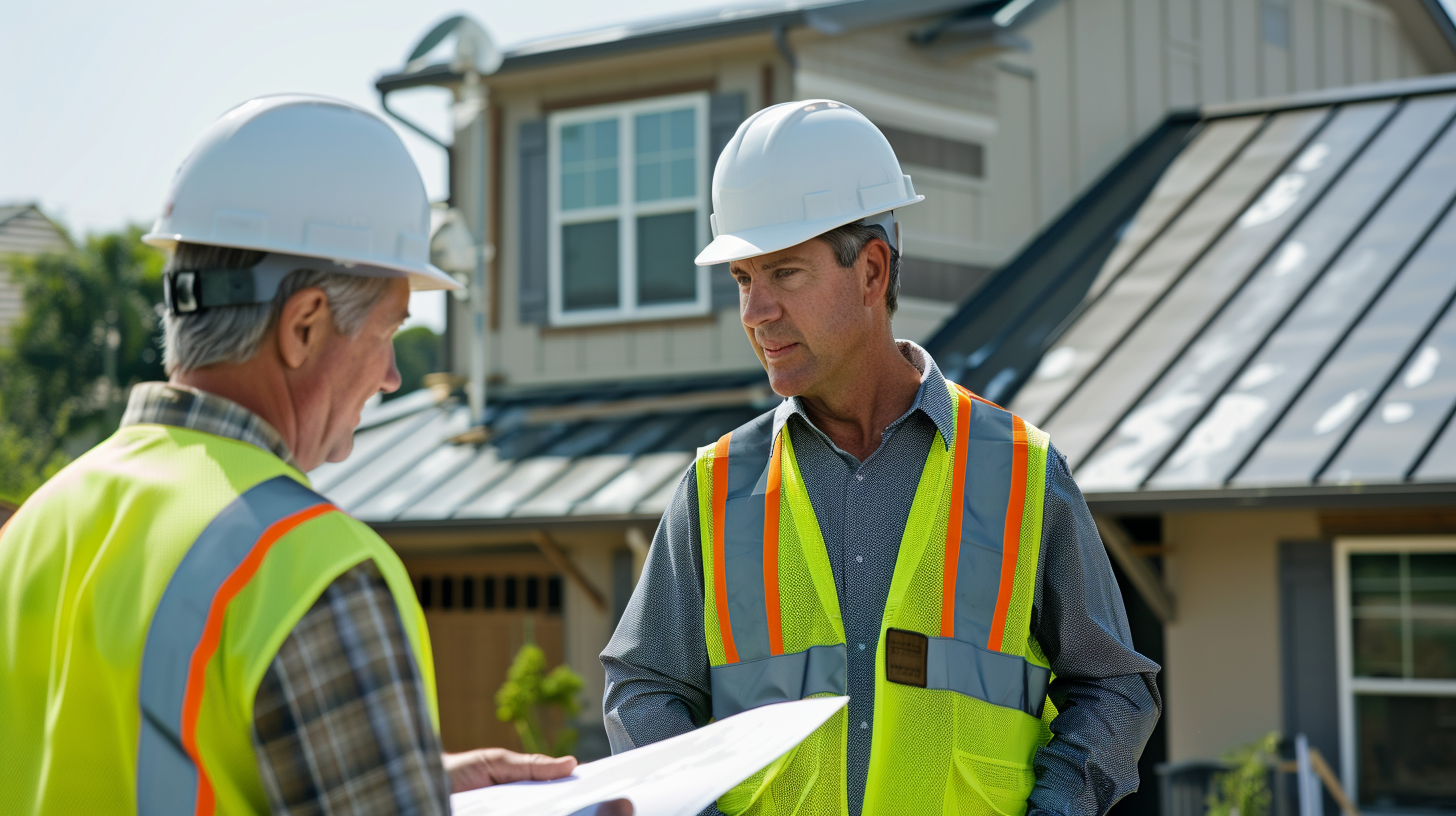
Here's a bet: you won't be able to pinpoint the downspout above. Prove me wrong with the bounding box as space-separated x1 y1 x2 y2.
773 23 798 72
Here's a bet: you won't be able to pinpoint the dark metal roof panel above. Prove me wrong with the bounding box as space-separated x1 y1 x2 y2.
925 111 1202 403
950 77 1456 499
1011 114 1272 427
1041 109 1331 466
1153 95 1456 488
1326 299 1456 484
1236 198 1456 486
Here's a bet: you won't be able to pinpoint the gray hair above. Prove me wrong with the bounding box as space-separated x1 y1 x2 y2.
816 221 902 316
162 243 396 375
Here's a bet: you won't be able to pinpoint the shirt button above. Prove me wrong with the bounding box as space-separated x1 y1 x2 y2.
856 555 863 563
858 643 866 651
861 721 869 729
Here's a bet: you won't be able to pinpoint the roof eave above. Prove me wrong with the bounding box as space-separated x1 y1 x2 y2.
1084 482 1456 514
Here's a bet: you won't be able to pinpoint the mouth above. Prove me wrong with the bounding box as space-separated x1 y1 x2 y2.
760 341 799 360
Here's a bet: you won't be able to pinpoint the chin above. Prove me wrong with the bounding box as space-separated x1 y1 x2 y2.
766 368 809 398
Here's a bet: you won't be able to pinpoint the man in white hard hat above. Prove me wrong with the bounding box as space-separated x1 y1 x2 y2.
0 96 574 816
602 100 1161 815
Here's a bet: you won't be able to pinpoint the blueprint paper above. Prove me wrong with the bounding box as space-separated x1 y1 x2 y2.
449 696 848 816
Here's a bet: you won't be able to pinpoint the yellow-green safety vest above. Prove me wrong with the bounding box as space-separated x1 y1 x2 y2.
697 382 1056 816
0 423 438 816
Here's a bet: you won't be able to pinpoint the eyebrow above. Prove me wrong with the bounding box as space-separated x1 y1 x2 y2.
733 256 808 274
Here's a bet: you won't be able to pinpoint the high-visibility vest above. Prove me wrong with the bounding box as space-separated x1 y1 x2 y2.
0 423 438 816
697 382 1056 816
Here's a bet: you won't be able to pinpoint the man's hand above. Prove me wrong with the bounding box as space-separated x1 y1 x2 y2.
443 748 578 793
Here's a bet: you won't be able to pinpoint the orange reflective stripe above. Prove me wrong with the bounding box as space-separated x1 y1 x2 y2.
764 432 784 656
987 415 1028 652
711 432 739 664
181 501 336 815
941 389 973 638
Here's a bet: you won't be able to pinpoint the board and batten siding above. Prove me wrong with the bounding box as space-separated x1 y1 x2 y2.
992 0 1427 259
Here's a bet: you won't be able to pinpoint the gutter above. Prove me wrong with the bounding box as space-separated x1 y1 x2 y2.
1084 482 1456 513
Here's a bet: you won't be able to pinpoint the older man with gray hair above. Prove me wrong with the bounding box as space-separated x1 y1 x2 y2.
0 96 575 816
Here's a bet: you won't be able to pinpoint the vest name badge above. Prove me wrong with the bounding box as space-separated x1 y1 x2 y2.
884 628 928 687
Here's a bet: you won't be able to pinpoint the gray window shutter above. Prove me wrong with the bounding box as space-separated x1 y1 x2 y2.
709 92 747 309
1279 540 1341 812
518 119 549 325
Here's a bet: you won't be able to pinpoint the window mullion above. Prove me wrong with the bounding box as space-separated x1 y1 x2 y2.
1401 552 1414 679
621 111 636 315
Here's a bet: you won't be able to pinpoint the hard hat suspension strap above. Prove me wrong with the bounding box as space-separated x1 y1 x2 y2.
162 252 398 316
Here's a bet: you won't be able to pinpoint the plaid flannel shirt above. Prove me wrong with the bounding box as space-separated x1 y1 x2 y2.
124 383 450 816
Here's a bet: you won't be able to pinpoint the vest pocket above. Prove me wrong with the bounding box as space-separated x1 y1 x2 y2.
943 750 1035 816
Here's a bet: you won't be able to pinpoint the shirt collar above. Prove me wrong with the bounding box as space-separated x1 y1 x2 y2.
121 382 298 468
771 339 958 449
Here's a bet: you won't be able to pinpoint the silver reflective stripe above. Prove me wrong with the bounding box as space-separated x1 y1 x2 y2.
710 643 848 720
954 400 1015 647
926 636 1050 718
137 476 330 815
721 414 776 662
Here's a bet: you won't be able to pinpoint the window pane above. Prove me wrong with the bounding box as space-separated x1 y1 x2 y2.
1356 694 1456 811
635 108 696 203
563 220 619 311
1352 553 1402 608
637 211 697 305
1353 617 1405 677
560 118 618 210
1412 553 1456 679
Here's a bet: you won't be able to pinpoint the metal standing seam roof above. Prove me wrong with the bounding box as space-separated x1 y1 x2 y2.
963 75 1456 501
313 376 772 525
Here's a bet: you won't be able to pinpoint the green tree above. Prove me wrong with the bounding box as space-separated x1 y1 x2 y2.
495 642 584 757
0 226 165 503
389 325 443 401
1207 731 1280 816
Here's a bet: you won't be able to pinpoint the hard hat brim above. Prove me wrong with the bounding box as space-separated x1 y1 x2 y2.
693 195 923 267
142 231 462 292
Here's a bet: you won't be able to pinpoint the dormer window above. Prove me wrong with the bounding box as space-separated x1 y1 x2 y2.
548 93 710 325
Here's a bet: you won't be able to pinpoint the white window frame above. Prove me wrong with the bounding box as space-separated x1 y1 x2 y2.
546 92 711 327
1334 535 1456 811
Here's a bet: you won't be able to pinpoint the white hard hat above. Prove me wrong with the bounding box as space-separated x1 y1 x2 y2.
144 94 460 298
695 99 923 267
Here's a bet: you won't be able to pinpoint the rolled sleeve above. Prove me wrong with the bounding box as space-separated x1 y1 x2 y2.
1029 446 1162 816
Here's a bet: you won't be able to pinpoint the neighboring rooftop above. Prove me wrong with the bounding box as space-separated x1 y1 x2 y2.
933 74 1456 508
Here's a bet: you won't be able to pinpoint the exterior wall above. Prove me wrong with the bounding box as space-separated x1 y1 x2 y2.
460 40 776 390
991 0 1428 262
1160 509 1321 761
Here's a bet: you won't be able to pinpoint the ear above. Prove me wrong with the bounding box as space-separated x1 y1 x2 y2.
276 287 331 370
859 238 892 309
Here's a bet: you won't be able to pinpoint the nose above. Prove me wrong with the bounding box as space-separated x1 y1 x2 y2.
740 275 781 330
381 344 402 394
